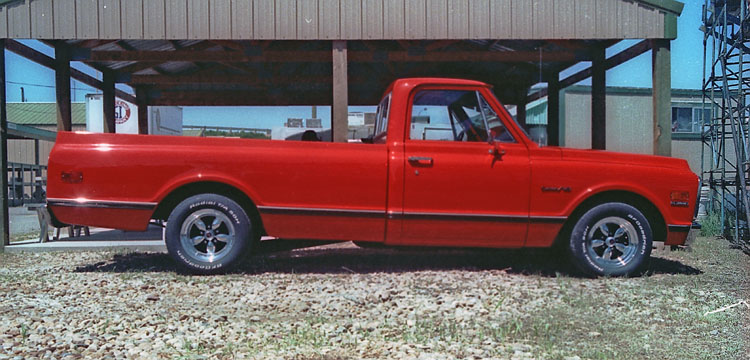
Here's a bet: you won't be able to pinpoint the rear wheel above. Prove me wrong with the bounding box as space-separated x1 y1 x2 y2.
165 194 253 274
568 203 652 277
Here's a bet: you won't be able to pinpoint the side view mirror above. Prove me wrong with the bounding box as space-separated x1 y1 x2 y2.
361 135 374 144
489 143 506 159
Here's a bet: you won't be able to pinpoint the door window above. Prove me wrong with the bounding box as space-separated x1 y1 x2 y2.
409 89 514 143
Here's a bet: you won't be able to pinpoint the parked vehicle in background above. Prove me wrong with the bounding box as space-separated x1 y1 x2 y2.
47 78 699 276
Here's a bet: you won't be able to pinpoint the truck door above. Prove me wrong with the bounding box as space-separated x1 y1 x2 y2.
396 87 530 247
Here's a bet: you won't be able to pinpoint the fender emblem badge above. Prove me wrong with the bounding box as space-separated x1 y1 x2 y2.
541 186 571 193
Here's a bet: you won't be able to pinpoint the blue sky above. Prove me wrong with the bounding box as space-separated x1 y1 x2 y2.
4 0 705 129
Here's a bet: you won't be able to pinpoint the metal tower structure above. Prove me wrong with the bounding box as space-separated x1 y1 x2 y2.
702 0 750 251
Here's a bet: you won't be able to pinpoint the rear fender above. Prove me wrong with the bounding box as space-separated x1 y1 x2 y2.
154 172 262 206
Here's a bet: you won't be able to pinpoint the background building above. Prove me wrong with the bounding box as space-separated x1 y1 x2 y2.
527 86 711 175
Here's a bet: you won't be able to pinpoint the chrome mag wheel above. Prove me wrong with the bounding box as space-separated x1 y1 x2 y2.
179 209 236 263
586 216 639 269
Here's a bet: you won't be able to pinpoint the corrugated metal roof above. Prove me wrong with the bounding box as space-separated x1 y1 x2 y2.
7 102 86 126
0 0 683 41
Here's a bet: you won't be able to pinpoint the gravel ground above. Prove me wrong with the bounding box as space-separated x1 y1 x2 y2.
0 238 748 360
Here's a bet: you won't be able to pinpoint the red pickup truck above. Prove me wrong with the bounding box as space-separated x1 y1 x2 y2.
47 78 699 276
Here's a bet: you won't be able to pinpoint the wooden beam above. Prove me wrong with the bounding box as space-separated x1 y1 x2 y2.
547 71 560 147
85 49 578 63
103 71 116 133
55 42 72 132
128 73 344 85
0 39 9 250
591 45 606 150
146 91 332 106
652 39 671 156
332 41 349 143
136 87 149 135
6 40 137 103
526 40 651 102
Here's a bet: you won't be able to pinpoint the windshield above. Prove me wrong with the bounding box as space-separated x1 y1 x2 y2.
489 89 533 143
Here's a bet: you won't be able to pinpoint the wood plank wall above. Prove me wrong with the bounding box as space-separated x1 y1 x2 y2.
0 0 667 40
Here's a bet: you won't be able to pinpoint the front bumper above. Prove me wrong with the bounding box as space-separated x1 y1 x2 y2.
665 221 702 246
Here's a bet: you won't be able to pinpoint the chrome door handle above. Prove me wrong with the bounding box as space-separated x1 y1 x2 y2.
408 156 433 165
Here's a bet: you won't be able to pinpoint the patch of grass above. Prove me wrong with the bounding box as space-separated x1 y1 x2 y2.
700 211 723 236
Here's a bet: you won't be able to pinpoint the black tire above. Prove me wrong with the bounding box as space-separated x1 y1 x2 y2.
568 202 652 277
165 194 253 274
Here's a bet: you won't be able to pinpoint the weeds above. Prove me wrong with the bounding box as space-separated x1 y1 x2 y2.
700 211 722 236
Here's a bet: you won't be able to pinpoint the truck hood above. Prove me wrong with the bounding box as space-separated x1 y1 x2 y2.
558 148 690 170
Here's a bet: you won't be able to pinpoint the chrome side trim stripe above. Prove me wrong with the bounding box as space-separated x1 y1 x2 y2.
47 198 157 210
257 206 384 218
388 211 526 222
259 206 567 223
390 212 566 223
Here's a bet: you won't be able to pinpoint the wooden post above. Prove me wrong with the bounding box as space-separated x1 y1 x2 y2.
652 39 672 156
516 87 528 132
0 40 9 250
54 42 72 132
332 41 349 143
136 87 149 134
547 72 560 146
591 45 606 150
517 99 527 131
103 71 116 133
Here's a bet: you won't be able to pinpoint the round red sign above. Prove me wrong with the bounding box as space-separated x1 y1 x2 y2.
115 100 131 125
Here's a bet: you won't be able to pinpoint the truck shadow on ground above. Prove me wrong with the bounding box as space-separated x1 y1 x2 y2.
74 241 702 277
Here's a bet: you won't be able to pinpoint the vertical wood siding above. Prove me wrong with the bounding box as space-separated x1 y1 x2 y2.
144 0 166 40
510 0 531 39
76 0 99 39
425 0 447 39
232 0 253 39
362 0 383 39
490 0 511 38
121 0 143 39
553 0 575 39
318 0 340 39
297 0 318 39
187 0 209 39
7 1 31 38
209 0 232 39
30 0 53 38
165 0 188 39
99 0 121 39
3 0 674 40
253 0 275 39
533 0 555 39
575 0 597 38
448 0 468 39
340 0 361 39
469 0 489 39
275 0 296 40
0 6 7 38
383 0 404 38
405 0 426 39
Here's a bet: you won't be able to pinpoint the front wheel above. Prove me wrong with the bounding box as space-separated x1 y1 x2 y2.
568 203 652 277
165 194 253 274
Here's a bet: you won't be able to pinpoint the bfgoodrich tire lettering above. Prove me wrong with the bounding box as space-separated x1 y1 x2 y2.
568 203 652 277
165 194 253 274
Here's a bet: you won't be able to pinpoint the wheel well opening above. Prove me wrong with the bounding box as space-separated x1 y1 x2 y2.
152 182 265 236
555 191 667 246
